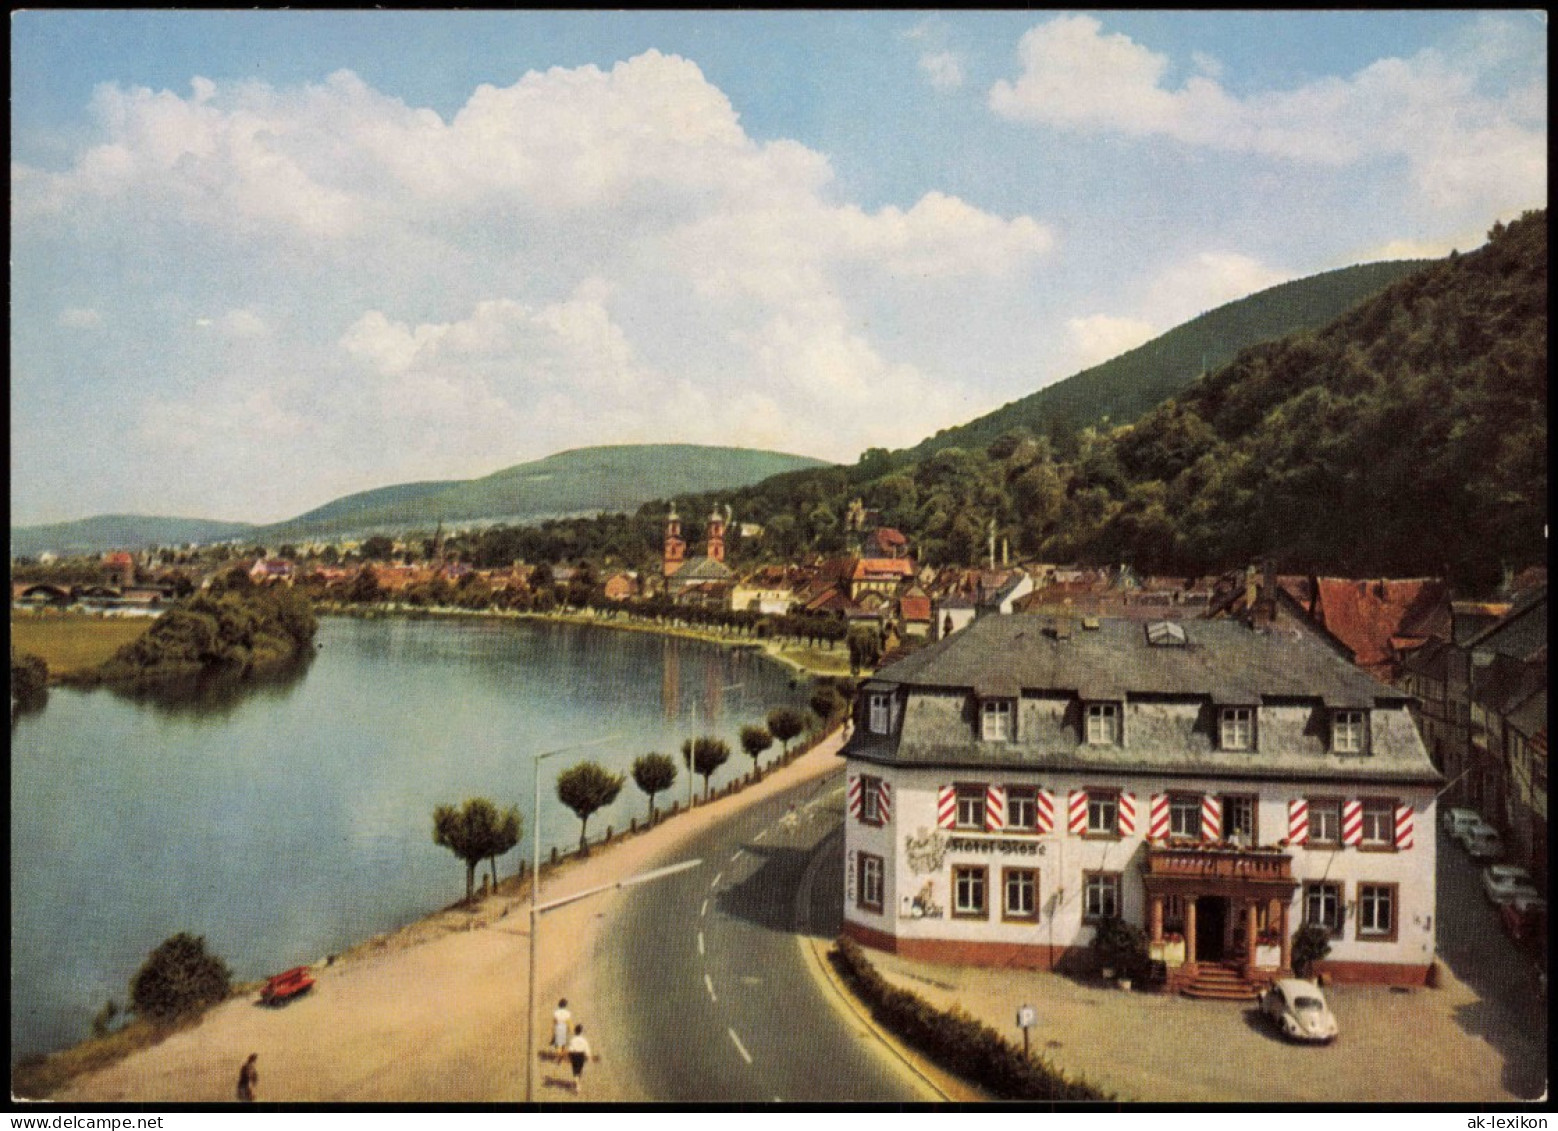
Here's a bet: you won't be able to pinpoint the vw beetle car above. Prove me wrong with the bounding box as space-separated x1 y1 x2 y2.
1259 978 1338 1044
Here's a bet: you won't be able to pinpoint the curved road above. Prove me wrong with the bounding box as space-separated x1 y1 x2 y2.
599 767 928 1103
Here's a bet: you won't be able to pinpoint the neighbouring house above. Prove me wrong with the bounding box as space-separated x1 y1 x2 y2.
601 571 640 602
1299 577 1453 683
897 586 933 638
840 613 1439 993
731 566 795 615
249 558 296 585
848 558 916 602
862 527 909 560
103 551 136 588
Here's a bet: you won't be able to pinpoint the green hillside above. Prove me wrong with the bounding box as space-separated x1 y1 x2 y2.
11 515 258 559
906 259 1429 460
260 444 832 538
656 215 1542 591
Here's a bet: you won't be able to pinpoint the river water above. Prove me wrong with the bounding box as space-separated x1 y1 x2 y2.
10 615 809 1062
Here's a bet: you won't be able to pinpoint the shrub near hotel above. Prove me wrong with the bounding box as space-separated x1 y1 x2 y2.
841 614 1439 991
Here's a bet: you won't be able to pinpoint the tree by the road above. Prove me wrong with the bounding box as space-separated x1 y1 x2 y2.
556 761 625 855
632 752 677 822
129 932 232 1023
739 725 774 780
767 707 806 759
486 805 522 889
682 735 731 800
433 798 512 902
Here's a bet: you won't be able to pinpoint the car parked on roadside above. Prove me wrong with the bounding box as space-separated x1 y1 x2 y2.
1465 825 1506 861
1500 894 1547 951
1259 978 1339 1044
1442 807 1483 840
1482 864 1539 905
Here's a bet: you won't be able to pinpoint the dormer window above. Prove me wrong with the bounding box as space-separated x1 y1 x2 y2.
868 692 892 735
1220 707 1254 750
982 699 1014 742
1332 710 1367 754
1086 702 1119 745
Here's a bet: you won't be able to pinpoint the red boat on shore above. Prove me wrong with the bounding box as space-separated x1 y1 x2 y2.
260 965 316 1005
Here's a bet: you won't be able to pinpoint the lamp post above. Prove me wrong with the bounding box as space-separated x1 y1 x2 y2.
526 734 619 1104
686 681 744 810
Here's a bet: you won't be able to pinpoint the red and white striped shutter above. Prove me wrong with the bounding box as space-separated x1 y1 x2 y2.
1394 803 1413 849
1201 794 1222 842
1035 788 1055 833
936 785 956 829
1341 798 1364 846
1148 793 1169 841
985 784 1006 832
1068 789 1089 835
847 775 862 819
1118 791 1136 836
1288 798 1309 845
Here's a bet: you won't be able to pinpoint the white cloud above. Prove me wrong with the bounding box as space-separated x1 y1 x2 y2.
988 14 1547 218
919 51 965 91
1064 314 1156 370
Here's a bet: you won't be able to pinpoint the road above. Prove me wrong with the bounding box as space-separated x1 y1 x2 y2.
598 767 928 1104
1433 824 1548 1099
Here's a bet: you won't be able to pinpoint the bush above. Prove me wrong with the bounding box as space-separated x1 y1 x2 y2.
1290 924 1332 978
128 933 232 1023
829 937 1110 1101
1090 916 1149 981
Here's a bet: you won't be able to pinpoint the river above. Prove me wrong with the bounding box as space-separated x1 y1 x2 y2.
9 614 810 1063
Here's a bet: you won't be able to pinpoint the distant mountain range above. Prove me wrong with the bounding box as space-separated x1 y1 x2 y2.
903 259 1429 459
10 444 832 557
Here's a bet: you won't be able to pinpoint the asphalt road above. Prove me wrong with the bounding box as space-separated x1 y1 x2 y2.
599 767 926 1104
1432 824 1548 1098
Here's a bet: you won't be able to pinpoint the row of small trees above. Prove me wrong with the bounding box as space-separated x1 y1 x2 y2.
431 706 824 901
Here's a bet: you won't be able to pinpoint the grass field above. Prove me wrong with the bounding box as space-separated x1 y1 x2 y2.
10 614 150 677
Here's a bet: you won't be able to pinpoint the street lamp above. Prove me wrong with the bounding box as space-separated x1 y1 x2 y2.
686 680 744 810
526 734 619 1104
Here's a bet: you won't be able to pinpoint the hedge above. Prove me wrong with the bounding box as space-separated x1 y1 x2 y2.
828 936 1112 1102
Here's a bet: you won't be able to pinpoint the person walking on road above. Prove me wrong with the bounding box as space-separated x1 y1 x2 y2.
551 999 572 1060
236 1053 258 1102
566 1024 593 1094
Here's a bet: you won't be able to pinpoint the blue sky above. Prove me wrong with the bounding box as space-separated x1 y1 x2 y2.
11 11 1547 525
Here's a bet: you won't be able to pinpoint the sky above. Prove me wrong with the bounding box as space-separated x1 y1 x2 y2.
10 10 1548 526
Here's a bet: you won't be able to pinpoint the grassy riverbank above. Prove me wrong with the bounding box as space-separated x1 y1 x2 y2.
10 612 152 678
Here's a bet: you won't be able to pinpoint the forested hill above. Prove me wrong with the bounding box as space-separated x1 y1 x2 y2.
904 259 1429 460
661 212 1543 592
263 444 832 539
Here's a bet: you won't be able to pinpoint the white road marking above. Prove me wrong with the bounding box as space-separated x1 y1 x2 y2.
700 898 709 917
728 1028 753 1064
711 871 723 889
754 829 768 842
731 849 744 862
705 974 718 1002
697 931 705 956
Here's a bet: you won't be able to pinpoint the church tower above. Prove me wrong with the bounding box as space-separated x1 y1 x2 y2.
664 504 686 577
706 504 727 564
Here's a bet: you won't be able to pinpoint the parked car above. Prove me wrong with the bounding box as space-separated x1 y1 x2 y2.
1465 826 1506 861
1482 864 1539 905
1451 815 1498 848
1259 978 1339 1044
1500 894 1547 950
1442 807 1483 839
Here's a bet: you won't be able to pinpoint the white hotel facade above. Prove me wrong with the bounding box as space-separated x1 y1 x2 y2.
841 614 1440 989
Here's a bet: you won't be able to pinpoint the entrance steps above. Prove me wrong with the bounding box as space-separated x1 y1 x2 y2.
1180 962 1260 1001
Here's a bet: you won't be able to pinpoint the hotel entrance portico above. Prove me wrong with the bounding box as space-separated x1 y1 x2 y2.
1143 844 1299 985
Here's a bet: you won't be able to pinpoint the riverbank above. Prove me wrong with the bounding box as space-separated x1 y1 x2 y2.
39 728 854 1104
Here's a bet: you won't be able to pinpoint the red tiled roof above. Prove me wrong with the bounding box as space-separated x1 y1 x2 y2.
851 558 915 581
1313 577 1451 676
899 595 932 622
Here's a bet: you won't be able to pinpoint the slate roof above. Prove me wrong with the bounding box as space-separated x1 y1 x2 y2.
847 613 1436 785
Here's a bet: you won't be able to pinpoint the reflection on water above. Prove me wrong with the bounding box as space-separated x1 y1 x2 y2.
10 615 807 1063
101 652 316 718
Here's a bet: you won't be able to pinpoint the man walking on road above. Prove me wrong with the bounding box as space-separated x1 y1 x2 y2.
566 1024 593 1095
236 1053 258 1102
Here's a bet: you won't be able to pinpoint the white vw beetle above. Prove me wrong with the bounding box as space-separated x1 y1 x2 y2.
1259 978 1339 1044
